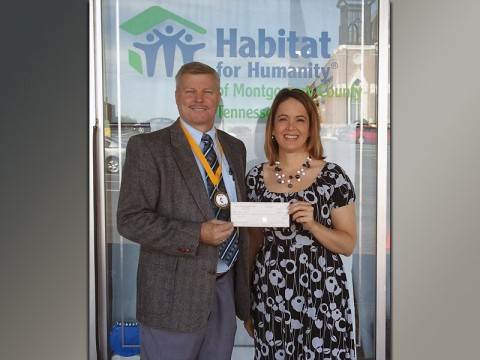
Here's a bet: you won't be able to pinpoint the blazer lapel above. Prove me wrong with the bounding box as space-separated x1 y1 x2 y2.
170 120 213 220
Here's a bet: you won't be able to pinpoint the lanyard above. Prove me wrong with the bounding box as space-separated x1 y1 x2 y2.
180 122 224 186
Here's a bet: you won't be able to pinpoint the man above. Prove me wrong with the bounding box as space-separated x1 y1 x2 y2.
117 62 250 359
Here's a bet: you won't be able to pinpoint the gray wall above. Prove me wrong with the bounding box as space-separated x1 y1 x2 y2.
1 0 480 359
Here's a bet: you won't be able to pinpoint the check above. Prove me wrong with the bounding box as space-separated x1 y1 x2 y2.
230 202 289 227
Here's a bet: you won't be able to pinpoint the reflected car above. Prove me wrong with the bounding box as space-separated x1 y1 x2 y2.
104 137 126 174
110 121 151 134
149 117 175 131
132 122 151 133
336 121 390 144
227 126 252 138
349 124 391 144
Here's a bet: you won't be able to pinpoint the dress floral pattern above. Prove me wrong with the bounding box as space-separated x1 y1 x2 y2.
246 162 357 360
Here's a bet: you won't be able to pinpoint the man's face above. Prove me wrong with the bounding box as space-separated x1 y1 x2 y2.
175 73 221 131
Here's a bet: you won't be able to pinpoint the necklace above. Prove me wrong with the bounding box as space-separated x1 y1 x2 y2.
274 156 311 188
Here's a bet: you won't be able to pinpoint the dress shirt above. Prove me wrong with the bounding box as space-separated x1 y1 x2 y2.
179 119 237 273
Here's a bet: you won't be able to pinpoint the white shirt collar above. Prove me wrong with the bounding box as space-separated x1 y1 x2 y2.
179 118 216 145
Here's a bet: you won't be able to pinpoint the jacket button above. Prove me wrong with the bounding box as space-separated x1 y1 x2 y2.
177 247 191 253
208 270 216 275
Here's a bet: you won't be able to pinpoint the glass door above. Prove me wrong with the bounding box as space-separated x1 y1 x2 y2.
89 1 390 358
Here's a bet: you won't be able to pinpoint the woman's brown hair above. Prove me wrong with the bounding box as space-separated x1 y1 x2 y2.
264 88 325 165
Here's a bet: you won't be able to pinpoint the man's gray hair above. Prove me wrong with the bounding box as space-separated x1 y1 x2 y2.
175 62 220 90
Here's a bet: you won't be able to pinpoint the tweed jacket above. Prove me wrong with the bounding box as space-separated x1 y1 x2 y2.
117 119 250 332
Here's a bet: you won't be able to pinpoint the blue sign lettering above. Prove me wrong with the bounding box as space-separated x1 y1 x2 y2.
216 28 331 59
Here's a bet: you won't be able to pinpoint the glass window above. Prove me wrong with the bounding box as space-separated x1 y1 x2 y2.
91 1 390 358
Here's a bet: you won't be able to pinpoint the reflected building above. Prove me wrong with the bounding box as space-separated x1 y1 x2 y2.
312 0 386 136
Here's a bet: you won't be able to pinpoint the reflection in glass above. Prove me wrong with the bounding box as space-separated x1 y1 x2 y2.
95 0 389 359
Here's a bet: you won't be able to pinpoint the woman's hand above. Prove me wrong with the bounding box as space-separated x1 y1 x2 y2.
243 316 254 338
289 201 357 256
288 201 316 232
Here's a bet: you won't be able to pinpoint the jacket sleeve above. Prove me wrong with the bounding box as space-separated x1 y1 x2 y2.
116 134 202 257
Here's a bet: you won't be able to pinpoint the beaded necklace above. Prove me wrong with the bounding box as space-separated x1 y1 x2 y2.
274 156 312 188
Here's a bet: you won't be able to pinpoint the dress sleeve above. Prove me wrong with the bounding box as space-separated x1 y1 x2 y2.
329 163 356 208
245 165 261 202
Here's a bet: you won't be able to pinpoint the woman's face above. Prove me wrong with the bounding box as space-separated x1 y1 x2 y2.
272 98 310 154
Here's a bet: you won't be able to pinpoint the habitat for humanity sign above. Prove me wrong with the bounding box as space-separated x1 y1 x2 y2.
109 1 351 123
120 6 207 77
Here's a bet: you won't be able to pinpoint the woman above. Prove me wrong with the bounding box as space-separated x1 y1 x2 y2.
244 88 357 360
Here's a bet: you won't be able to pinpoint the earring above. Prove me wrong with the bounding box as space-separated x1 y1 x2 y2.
271 135 276 142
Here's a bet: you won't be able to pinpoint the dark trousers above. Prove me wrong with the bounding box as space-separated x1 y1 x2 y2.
139 270 236 360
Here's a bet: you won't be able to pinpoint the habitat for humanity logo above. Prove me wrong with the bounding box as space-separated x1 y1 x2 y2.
120 6 206 77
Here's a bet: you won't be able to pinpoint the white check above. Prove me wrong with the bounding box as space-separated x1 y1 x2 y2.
230 202 289 227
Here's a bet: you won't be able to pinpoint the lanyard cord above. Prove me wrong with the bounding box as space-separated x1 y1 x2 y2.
180 122 224 186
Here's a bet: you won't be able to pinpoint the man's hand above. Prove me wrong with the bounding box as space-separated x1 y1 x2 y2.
200 219 234 246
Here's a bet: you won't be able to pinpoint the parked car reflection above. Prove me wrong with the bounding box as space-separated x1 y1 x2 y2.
335 121 390 144
149 117 175 131
226 125 252 138
109 121 151 134
105 137 125 174
132 122 151 133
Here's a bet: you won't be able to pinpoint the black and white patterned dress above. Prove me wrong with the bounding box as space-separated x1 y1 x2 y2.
246 162 357 360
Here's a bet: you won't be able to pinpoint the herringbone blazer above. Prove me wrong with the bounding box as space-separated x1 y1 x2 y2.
117 119 250 332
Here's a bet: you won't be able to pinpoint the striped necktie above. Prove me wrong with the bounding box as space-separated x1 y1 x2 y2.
201 134 239 267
